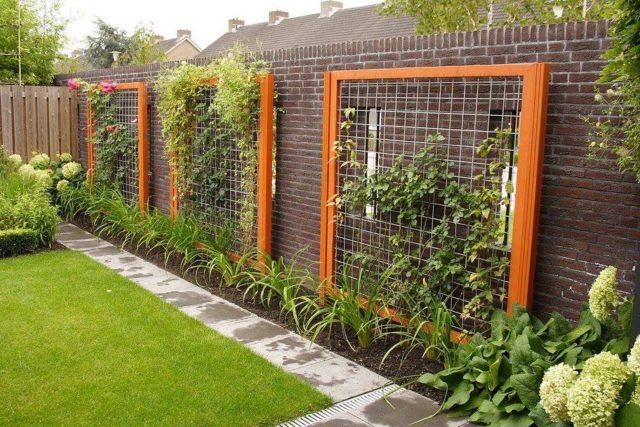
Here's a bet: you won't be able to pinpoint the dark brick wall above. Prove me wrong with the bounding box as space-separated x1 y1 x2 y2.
57 20 640 320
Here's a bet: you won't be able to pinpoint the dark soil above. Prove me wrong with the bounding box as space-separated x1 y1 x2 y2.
67 215 447 404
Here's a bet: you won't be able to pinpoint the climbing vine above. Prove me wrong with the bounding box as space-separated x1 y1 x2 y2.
156 45 270 251
335 108 512 319
68 78 137 190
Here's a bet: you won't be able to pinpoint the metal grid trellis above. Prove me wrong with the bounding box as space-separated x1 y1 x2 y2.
87 82 149 211
169 75 274 258
320 64 550 332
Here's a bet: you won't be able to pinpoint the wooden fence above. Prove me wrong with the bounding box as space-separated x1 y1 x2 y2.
0 85 78 160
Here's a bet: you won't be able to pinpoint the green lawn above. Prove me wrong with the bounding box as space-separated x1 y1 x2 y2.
0 250 330 426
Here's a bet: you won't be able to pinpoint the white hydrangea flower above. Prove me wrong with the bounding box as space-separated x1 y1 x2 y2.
61 161 83 179
29 153 51 170
628 337 640 377
567 375 619 427
56 179 70 192
588 266 620 323
7 154 22 167
632 379 640 405
18 164 35 179
581 352 629 389
540 363 578 422
58 152 73 163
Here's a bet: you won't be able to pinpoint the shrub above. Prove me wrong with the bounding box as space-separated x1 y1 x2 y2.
0 173 59 246
0 228 38 257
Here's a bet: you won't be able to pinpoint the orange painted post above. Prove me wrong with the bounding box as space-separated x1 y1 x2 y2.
86 101 94 185
257 74 275 262
137 82 149 213
169 156 179 220
320 63 550 319
506 63 550 314
319 71 333 302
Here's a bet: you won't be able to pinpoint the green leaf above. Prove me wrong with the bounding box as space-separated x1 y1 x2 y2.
616 402 640 427
417 372 448 390
443 381 474 410
562 324 592 343
509 373 541 409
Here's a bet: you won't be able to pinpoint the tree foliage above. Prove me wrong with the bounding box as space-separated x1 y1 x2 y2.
0 0 66 85
85 19 164 69
379 0 613 35
589 0 640 182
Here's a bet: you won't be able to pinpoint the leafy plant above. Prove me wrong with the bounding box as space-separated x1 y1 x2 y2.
0 169 58 246
419 303 631 426
244 250 316 328
305 258 398 351
381 291 457 369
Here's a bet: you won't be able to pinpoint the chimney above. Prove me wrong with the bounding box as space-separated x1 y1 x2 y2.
320 0 342 18
268 10 289 25
176 29 191 39
228 18 244 32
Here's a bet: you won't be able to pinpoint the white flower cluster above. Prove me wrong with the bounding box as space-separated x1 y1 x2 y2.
29 153 51 170
539 363 577 422
566 375 620 427
34 169 53 188
588 266 620 323
58 152 73 163
62 162 83 179
542 352 629 427
56 179 70 192
7 154 22 167
18 164 35 179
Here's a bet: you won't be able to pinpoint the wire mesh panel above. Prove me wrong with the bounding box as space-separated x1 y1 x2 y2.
321 65 549 332
87 82 148 210
170 75 274 257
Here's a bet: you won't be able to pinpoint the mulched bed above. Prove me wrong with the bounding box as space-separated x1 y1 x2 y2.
67 215 447 404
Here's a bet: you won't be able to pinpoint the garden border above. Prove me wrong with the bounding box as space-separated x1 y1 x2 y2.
168 74 275 259
86 81 149 212
319 63 550 317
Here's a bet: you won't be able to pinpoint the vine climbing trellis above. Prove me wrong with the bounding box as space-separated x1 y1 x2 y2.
320 64 550 332
87 81 149 211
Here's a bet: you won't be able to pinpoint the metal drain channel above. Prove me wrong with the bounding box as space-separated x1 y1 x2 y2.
278 384 402 427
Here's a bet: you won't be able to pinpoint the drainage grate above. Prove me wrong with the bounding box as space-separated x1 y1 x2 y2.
278 384 402 427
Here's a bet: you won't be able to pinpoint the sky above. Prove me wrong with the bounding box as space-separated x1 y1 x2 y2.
60 0 379 53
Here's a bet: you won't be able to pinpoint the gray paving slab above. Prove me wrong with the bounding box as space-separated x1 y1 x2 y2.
247 333 336 371
347 389 466 427
181 300 254 326
291 357 388 402
212 316 291 344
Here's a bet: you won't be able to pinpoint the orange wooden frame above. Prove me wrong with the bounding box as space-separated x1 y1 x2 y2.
168 74 275 259
320 64 550 317
87 82 149 212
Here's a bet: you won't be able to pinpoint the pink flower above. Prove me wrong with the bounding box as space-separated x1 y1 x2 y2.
106 125 118 133
67 78 80 90
100 80 117 93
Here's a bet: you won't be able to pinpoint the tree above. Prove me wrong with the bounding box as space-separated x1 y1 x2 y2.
0 0 66 85
118 25 166 66
378 0 613 35
85 18 129 69
84 20 165 69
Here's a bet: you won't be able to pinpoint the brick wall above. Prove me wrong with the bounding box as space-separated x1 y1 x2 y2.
57 20 640 320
